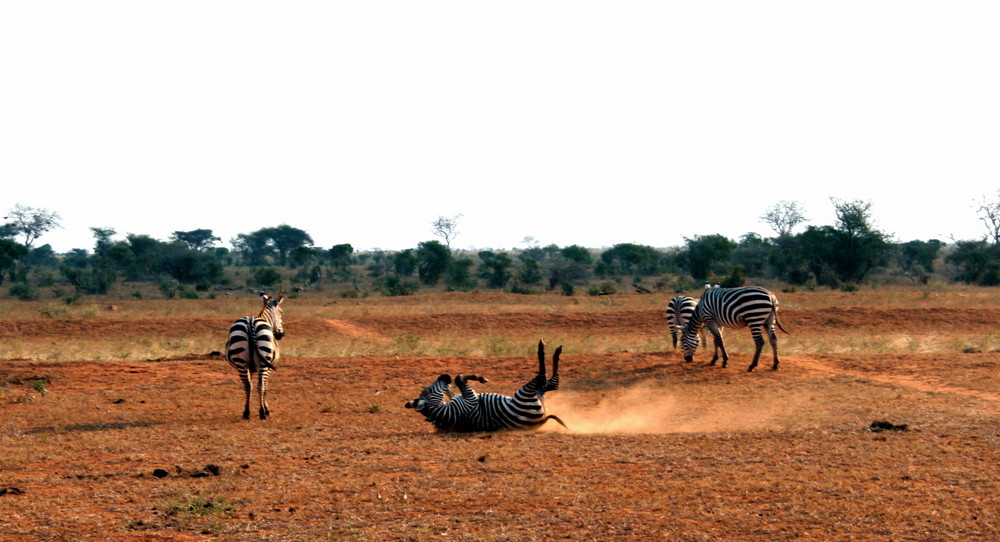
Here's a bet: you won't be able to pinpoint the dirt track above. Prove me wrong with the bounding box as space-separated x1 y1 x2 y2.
0 299 998 541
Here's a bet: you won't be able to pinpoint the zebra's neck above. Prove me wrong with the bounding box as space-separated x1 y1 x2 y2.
257 307 275 325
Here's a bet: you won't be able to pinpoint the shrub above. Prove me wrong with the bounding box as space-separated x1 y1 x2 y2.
253 267 283 288
9 283 38 300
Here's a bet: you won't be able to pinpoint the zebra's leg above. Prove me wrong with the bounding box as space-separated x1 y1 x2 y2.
258 368 270 419
454 374 485 401
238 369 253 420
747 327 766 372
544 345 561 392
707 322 726 367
533 340 548 388
768 324 780 371
670 329 679 349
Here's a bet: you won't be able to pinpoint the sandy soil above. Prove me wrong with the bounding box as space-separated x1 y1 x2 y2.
0 299 997 541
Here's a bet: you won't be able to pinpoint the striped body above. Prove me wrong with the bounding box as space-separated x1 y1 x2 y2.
681 286 787 372
405 341 566 432
225 292 285 419
666 296 708 349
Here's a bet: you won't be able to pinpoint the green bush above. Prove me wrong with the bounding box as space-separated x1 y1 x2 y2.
9 283 38 300
253 267 283 288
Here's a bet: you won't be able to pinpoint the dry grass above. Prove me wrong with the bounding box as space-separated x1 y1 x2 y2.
0 288 998 541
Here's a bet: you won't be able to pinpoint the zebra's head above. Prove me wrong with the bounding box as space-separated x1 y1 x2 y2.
259 291 285 340
404 374 452 412
680 312 703 363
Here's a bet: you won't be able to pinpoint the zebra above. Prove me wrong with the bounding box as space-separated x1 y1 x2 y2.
665 296 709 349
404 340 567 432
680 286 788 372
225 291 285 420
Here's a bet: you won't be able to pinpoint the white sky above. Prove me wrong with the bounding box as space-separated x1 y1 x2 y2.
1 0 998 254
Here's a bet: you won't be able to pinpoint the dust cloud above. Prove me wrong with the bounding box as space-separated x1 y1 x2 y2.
543 381 789 435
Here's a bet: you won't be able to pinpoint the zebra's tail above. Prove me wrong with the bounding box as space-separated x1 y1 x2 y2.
773 308 790 335
543 415 568 430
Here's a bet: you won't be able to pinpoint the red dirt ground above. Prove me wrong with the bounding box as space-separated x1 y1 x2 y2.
0 300 997 541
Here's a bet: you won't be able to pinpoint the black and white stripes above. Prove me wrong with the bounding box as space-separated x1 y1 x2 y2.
405 340 566 432
666 296 711 349
681 286 787 372
225 291 285 420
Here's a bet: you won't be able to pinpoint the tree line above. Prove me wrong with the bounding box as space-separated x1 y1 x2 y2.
2 196 1000 300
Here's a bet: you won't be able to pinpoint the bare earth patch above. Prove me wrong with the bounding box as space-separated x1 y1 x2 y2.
0 295 997 541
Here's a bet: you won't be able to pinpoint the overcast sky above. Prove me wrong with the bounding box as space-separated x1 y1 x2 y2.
2 0 997 253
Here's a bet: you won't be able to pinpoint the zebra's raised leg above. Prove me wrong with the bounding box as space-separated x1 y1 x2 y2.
454 374 487 401
544 345 561 392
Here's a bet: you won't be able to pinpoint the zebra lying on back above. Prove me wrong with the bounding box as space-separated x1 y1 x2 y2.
681 286 788 372
665 296 709 349
225 291 285 420
404 340 567 432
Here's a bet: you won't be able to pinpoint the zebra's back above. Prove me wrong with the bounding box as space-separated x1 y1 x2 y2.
699 287 777 328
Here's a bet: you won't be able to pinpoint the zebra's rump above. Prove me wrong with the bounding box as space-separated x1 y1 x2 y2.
225 316 279 371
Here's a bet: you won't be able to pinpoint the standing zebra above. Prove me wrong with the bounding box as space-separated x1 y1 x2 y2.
404 340 567 432
225 291 285 420
681 286 788 372
665 296 709 349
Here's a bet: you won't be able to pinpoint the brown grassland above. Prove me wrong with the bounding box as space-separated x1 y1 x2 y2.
0 286 998 541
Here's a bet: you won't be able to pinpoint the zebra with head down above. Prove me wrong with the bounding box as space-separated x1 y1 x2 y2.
681 286 788 372
405 340 567 432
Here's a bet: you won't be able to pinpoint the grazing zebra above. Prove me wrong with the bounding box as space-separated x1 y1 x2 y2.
225 291 285 420
404 340 567 432
665 296 709 349
681 286 788 372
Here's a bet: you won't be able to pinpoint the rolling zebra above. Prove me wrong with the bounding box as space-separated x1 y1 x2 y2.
225 291 285 420
681 286 788 372
665 296 709 349
404 340 567 432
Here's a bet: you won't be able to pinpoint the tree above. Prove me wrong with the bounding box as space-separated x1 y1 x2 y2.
431 214 462 250
0 239 29 285
392 249 418 276
329 244 354 270
732 233 772 277
416 240 451 285
261 225 314 266
761 200 807 238
4 204 62 247
560 245 593 264
232 231 274 266
827 199 892 284
946 240 1000 285
156 243 224 287
897 239 944 283
685 235 737 281
90 227 117 256
975 189 1000 245
600 243 664 276
478 250 512 288
445 258 477 291
171 229 221 251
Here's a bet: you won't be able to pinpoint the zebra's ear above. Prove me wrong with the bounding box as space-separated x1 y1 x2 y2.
276 290 285 303
437 374 452 384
